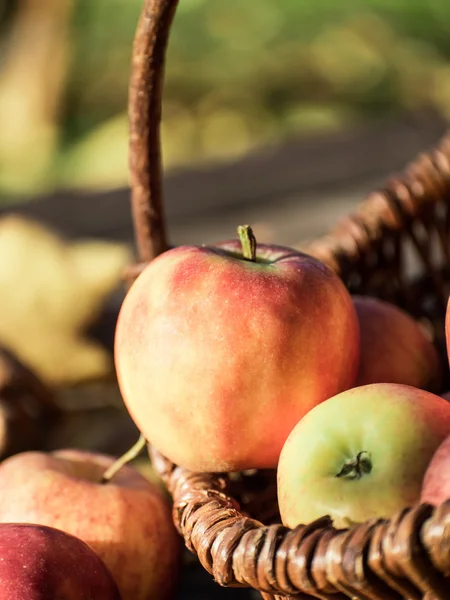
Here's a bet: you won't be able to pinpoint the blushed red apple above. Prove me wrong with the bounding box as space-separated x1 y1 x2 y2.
421 432 450 505
446 296 450 365
115 226 360 472
352 296 441 390
0 523 122 599
278 383 450 529
0 449 180 600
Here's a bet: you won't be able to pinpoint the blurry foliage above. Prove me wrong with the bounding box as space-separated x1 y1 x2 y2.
0 215 131 385
1 0 450 196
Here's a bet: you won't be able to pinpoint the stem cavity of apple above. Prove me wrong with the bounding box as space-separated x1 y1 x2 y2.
237 225 257 262
101 433 147 484
335 451 372 480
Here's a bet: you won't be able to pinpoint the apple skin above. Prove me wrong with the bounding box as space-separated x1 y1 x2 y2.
0 522 122 599
115 241 360 472
0 449 181 600
446 296 450 365
277 383 450 529
421 433 450 505
352 296 441 390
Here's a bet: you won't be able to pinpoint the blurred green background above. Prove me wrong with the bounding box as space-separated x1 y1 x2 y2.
1 0 450 201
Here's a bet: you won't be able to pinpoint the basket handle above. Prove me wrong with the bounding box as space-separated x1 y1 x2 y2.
127 0 450 306
128 0 179 264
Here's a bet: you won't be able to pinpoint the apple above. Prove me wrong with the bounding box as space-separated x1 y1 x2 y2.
277 383 450 529
446 296 450 364
421 432 450 505
0 449 180 600
352 296 441 390
115 225 360 472
0 522 121 599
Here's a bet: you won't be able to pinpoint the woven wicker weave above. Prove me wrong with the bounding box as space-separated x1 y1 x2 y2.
126 1 450 598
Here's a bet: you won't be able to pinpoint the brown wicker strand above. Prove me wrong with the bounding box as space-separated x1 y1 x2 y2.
307 131 450 295
420 500 450 578
128 0 179 263
368 520 423 599
392 504 449 598
150 446 450 599
338 520 399 599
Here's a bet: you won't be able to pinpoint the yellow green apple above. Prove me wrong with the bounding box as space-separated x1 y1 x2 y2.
278 383 450 529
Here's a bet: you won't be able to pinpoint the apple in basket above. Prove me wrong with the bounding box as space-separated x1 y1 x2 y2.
114 225 360 472
446 296 450 363
0 449 181 600
352 296 441 391
421 432 450 506
0 523 122 599
277 383 450 529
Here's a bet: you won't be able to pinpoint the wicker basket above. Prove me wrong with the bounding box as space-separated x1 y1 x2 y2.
126 1 450 598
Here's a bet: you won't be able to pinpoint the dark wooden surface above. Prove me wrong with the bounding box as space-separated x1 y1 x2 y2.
1 113 448 599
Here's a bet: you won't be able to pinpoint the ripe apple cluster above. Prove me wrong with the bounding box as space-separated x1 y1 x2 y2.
277 297 450 529
9 225 450 598
114 224 450 531
0 450 181 599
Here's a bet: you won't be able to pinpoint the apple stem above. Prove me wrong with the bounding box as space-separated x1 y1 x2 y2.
100 433 147 484
335 451 372 480
237 225 257 262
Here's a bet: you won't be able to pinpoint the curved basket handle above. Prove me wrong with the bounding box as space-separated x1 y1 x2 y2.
129 0 179 263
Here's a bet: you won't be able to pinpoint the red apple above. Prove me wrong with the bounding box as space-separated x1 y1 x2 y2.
352 296 441 390
114 226 360 472
446 296 450 364
278 383 450 529
0 449 180 600
421 432 450 505
0 522 121 599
